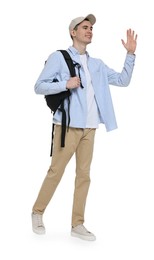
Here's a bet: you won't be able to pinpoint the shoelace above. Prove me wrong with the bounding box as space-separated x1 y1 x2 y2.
77 225 91 233
35 214 44 227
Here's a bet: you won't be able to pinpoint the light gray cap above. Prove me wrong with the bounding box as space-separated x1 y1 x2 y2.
69 14 96 32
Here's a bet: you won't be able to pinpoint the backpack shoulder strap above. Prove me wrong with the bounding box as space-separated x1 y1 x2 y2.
58 50 76 77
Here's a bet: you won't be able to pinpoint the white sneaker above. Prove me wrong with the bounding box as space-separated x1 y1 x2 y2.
71 224 96 241
31 213 45 235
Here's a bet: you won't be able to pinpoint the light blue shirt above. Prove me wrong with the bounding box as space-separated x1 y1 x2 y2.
34 46 136 131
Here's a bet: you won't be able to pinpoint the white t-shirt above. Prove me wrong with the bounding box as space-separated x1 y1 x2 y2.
80 54 100 128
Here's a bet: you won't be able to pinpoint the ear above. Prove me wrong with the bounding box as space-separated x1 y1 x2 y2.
70 29 76 38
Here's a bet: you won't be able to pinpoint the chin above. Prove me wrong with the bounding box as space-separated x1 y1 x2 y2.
87 40 92 44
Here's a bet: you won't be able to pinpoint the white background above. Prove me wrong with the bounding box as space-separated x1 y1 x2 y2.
0 0 154 259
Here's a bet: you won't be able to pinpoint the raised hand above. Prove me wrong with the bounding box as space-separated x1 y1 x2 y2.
121 29 137 54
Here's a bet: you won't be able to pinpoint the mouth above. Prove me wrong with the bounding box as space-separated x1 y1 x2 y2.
86 35 92 39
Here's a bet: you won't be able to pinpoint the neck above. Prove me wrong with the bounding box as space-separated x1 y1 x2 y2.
72 42 87 55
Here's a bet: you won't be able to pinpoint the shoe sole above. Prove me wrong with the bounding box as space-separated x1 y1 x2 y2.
71 231 96 241
32 228 46 235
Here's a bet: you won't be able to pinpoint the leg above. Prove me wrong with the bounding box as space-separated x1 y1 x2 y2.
32 126 84 214
72 128 96 227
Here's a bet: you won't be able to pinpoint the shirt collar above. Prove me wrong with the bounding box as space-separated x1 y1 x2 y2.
68 46 89 57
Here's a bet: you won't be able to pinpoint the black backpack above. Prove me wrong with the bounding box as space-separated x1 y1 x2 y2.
44 50 77 156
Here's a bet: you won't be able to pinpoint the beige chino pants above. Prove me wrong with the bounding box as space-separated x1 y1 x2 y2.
32 125 96 227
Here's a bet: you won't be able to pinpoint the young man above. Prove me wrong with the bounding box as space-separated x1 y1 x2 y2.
32 14 137 241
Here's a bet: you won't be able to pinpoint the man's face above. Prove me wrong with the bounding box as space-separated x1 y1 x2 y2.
72 20 93 45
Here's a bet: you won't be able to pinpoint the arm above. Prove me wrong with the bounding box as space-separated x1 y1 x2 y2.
107 29 137 86
34 52 68 95
34 51 80 95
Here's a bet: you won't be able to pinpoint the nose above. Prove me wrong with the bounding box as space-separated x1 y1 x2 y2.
87 28 92 34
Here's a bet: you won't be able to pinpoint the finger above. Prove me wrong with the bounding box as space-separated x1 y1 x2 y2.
121 39 126 47
132 30 135 37
127 28 131 36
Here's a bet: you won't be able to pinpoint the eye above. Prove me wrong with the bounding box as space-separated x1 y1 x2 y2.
82 26 93 31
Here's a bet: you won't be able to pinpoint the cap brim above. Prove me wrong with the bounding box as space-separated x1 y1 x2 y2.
85 14 96 26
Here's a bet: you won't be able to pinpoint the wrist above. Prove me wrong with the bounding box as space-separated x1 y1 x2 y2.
127 51 135 55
